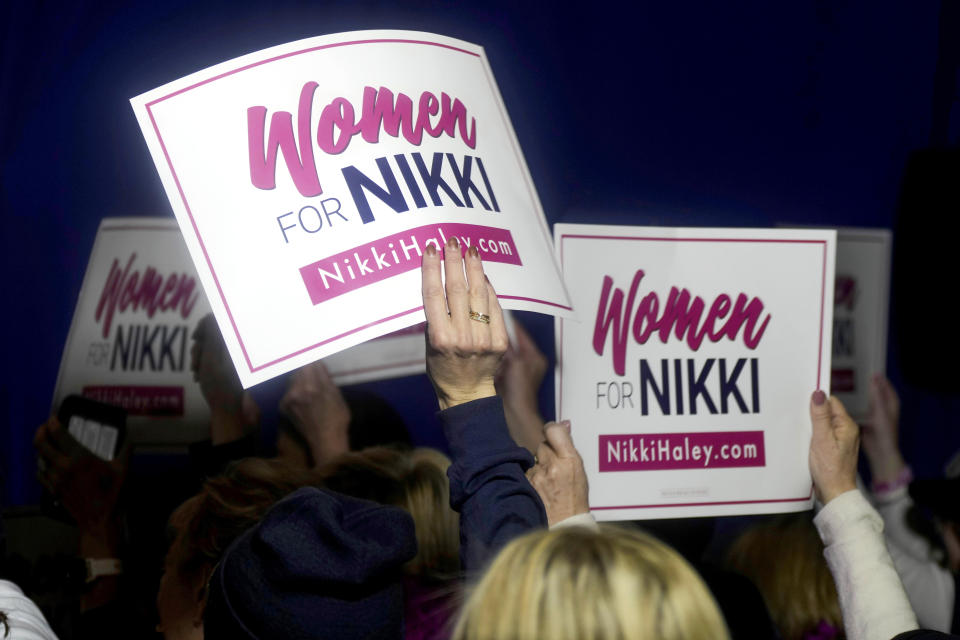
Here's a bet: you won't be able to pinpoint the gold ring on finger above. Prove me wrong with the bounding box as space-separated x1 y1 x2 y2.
469 310 490 324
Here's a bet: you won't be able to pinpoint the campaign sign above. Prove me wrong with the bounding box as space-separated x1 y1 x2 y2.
555 225 835 519
831 228 892 421
323 323 427 385
130 30 572 388
52 218 213 445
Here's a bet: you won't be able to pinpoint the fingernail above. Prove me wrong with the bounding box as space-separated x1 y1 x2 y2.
813 390 826 405
468 245 479 259
561 420 571 432
425 243 437 257
447 236 459 250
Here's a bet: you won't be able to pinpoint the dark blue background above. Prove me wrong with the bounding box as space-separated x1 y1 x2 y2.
2 0 958 507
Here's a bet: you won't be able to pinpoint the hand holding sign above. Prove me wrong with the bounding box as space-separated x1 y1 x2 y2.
527 421 590 526
808 391 860 504
34 416 130 533
423 238 508 410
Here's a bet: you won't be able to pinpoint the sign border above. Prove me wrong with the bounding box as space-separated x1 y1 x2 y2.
556 231 828 511
142 36 572 377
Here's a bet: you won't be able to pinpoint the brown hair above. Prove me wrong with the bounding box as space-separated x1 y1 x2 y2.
724 513 842 640
318 446 460 580
167 457 319 586
167 447 459 587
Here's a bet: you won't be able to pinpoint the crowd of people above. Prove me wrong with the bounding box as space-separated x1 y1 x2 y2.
2 237 959 639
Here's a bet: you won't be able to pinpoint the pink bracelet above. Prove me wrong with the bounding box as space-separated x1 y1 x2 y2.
872 465 913 495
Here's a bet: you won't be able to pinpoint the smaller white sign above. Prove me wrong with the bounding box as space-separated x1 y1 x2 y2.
52 218 213 445
322 323 427 385
831 228 892 421
556 224 835 520
324 312 517 385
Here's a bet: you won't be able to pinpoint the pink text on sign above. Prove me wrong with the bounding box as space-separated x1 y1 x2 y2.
82 385 185 417
598 431 765 471
299 223 522 305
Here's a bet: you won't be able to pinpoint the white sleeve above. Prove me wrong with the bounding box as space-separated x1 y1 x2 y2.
814 489 918 640
550 512 600 530
874 486 938 562
0 580 59 640
871 487 954 632
885 537 955 632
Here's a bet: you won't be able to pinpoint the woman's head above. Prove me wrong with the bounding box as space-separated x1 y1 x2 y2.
725 513 841 640
453 524 729 640
157 457 317 639
318 446 460 580
156 447 459 637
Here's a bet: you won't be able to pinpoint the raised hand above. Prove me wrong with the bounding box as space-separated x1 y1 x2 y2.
278 360 350 467
809 390 860 504
422 237 508 410
526 421 590 526
35 416 129 533
861 373 907 485
190 313 259 443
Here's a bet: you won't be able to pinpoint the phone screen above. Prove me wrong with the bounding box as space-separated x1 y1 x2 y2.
65 414 121 461
58 395 127 461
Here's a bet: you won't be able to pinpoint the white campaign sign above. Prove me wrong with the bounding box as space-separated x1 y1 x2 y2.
323 323 427 386
52 218 212 445
831 228 892 421
131 30 572 388
555 224 835 519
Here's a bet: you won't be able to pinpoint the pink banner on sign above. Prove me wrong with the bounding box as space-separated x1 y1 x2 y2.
598 431 765 471
831 368 855 393
299 223 522 305
82 385 185 416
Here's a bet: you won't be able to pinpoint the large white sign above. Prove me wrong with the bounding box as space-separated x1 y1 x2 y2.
52 218 213 445
831 228 892 421
131 30 572 388
323 323 427 386
555 224 835 519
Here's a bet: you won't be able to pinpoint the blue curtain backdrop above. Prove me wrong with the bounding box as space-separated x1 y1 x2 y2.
1 0 956 506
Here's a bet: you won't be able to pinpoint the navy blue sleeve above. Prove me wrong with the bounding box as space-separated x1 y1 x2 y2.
439 395 547 573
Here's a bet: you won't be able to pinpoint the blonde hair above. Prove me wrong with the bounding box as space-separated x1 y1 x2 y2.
725 514 842 640
452 525 729 640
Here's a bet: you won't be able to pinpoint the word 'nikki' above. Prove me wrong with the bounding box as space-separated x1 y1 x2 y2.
596 357 760 415
95 253 199 339
593 270 771 376
249 83 477 197
111 324 189 372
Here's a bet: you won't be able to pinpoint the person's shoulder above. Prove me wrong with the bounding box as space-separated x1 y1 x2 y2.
892 631 960 639
0 580 59 640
